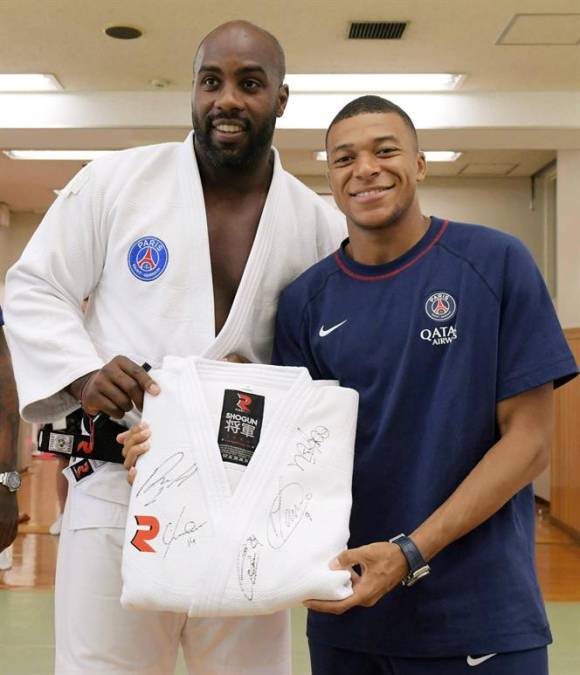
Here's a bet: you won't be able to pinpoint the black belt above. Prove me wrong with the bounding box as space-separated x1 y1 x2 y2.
38 362 151 465
38 410 127 464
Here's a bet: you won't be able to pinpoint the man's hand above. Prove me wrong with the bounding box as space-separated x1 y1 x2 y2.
69 356 160 418
304 542 409 615
117 424 152 485
0 489 18 552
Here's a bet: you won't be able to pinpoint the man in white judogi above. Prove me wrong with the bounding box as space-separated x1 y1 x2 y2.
4 21 345 675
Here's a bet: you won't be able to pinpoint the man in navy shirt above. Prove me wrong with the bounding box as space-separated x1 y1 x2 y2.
273 96 578 674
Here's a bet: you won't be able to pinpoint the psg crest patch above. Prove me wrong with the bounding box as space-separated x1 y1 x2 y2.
425 291 457 322
128 236 169 282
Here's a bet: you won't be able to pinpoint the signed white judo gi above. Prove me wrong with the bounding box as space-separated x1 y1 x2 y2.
122 357 358 616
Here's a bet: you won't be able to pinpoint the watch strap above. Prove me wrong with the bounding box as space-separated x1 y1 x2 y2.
0 470 22 492
389 533 430 586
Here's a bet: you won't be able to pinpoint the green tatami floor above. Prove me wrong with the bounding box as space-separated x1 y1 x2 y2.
0 595 579 674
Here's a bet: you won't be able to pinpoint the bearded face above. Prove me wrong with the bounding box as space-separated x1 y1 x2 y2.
192 105 277 170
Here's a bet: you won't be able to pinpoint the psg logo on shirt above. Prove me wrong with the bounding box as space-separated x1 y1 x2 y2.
127 236 169 282
425 291 457 322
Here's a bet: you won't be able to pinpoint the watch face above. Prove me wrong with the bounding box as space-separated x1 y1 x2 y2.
5 472 21 491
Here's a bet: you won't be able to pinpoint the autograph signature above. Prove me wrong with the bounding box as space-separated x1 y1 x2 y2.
136 452 198 506
162 505 207 558
267 482 312 549
237 535 263 601
287 426 330 472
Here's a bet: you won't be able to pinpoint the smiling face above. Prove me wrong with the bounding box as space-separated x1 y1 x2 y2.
326 112 426 231
192 23 288 170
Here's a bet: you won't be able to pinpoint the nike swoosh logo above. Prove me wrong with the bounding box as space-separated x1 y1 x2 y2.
319 320 348 337
467 654 497 667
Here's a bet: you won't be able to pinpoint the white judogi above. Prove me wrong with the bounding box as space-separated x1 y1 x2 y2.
122 357 358 617
4 134 345 675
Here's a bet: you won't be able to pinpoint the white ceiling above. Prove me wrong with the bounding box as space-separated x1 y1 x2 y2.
2 0 579 91
0 0 578 211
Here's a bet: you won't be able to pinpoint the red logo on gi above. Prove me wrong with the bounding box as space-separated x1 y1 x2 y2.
131 515 160 552
71 458 94 481
236 393 253 414
75 462 90 476
77 439 93 455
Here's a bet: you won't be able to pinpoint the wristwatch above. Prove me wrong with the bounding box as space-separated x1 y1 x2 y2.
0 470 22 493
389 533 430 587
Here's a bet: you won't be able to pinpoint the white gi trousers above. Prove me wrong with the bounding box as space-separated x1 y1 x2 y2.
55 500 290 675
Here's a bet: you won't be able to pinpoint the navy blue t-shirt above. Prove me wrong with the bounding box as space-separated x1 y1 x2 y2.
272 217 577 657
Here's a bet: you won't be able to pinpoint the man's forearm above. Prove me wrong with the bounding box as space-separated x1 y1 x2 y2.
0 331 19 470
411 383 553 562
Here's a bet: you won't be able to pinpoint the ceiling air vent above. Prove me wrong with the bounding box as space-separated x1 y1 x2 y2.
348 22 407 40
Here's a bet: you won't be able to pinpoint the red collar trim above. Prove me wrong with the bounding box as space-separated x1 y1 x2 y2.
334 220 449 282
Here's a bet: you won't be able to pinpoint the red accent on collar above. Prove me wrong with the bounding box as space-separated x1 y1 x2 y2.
334 220 449 282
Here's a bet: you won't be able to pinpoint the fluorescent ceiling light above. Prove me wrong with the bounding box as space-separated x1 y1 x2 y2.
315 151 462 162
287 74 463 93
4 150 114 161
424 151 462 162
0 73 63 92
280 94 461 130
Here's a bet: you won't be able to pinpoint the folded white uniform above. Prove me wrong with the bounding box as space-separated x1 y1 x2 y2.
121 357 358 617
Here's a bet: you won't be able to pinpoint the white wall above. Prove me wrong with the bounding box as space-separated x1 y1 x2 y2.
419 176 544 268
0 212 42 293
556 151 580 329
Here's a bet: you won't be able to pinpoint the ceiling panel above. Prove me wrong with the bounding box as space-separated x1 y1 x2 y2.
497 13 580 45
459 163 519 176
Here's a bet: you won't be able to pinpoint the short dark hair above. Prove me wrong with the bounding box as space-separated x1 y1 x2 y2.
325 95 418 149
